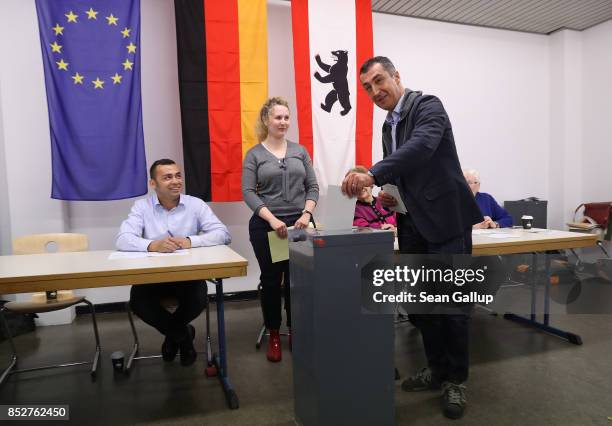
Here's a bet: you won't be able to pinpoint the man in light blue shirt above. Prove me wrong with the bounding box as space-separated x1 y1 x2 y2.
385 90 406 153
116 158 231 366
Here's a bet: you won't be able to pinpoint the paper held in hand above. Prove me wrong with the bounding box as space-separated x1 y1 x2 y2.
381 184 407 214
319 185 359 230
268 224 314 263
268 229 290 263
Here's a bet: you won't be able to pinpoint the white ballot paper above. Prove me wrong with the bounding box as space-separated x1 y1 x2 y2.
147 250 190 257
108 251 147 260
108 250 190 260
321 185 357 230
381 184 407 214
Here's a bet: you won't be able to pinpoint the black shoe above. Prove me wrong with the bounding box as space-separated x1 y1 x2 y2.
401 367 442 392
441 382 467 420
161 336 179 362
179 324 197 366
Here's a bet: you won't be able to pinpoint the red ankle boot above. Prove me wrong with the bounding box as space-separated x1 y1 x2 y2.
266 329 282 362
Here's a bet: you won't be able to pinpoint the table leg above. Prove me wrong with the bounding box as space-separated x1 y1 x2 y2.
210 279 239 409
530 253 537 321
503 253 583 345
543 254 551 326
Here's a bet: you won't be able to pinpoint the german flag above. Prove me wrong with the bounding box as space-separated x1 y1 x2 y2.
174 0 268 201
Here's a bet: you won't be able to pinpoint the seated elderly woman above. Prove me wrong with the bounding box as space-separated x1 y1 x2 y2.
464 168 512 229
351 166 397 233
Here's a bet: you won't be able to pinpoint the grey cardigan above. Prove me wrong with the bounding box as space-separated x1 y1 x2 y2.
241 141 319 217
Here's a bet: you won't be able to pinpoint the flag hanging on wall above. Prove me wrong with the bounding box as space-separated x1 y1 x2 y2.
174 0 268 202
291 0 373 192
35 0 147 201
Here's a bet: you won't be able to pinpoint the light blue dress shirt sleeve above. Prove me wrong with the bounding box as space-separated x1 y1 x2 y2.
115 199 154 252
188 199 231 248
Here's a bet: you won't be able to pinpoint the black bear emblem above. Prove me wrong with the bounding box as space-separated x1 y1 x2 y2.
313 50 351 116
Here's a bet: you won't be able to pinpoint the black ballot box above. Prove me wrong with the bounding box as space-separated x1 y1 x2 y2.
504 199 548 228
289 228 395 426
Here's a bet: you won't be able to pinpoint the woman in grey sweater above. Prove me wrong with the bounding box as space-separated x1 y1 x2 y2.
242 97 319 362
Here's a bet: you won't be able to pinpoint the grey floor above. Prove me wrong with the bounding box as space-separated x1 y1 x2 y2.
1 298 612 426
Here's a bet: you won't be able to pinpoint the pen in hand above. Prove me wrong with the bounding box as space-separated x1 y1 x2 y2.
167 230 180 250
167 230 188 250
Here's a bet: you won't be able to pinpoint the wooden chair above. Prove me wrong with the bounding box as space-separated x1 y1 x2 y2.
0 233 101 386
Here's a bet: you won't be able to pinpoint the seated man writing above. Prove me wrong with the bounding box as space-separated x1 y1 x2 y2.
116 158 231 366
464 168 512 229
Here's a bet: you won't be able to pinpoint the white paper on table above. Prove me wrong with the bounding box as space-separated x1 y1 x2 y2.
524 228 551 234
108 251 148 260
108 250 191 260
486 233 521 239
381 184 407 214
472 229 494 235
321 185 358 230
147 250 190 257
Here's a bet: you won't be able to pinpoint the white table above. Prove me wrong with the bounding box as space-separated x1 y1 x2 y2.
395 228 598 344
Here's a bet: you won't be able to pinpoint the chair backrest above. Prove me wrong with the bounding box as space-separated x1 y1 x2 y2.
584 203 612 229
12 233 89 255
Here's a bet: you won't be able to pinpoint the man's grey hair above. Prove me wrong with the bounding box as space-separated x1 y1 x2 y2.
463 168 480 180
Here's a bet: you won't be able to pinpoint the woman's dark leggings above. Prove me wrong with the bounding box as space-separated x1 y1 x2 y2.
249 213 300 329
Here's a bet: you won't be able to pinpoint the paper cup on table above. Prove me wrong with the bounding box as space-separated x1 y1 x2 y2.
521 215 533 229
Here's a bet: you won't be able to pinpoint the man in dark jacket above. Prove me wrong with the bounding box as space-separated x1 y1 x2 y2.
342 56 483 420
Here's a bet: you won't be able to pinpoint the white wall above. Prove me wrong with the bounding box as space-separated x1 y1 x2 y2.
582 20 612 204
1 0 610 311
0 0 68 243
0 80 15 303
371 14 550 207
0 82 11 258
548 30 583 230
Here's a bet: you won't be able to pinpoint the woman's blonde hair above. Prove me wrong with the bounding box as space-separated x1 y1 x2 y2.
255 96 290 142
349 165 370 175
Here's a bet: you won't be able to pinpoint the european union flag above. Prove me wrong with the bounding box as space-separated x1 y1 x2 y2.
35 0 147 200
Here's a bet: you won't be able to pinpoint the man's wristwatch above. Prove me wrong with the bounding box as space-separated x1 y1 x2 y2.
301 209 313 218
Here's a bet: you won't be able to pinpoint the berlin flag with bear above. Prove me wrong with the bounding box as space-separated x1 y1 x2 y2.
292 0 374 192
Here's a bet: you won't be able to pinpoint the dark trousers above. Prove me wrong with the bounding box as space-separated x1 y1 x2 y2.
397 213 473 384
129 281 207 342
249 213 301 330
